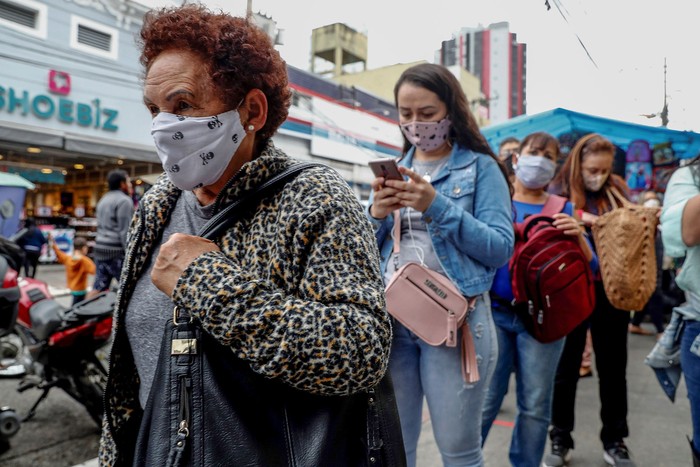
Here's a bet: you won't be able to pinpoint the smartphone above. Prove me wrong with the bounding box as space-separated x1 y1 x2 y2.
368 158 403 181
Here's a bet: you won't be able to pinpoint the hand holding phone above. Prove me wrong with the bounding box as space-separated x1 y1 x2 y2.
368 158 403 181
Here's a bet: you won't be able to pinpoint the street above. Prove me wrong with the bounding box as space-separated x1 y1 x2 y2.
0 264 694 466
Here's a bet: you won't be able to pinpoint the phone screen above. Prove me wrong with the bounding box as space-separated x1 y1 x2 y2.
369 159 402 180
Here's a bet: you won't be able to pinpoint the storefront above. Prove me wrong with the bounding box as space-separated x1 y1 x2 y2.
0 65 159 209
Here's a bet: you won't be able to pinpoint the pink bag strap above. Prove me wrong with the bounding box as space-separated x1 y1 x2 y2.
540 194 568 217
392 210 401 255
460 297 480 384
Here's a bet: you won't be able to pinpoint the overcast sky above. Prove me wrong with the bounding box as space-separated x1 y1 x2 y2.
138 0 698 132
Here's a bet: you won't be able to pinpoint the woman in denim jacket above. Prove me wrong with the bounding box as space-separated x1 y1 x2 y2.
366 63 514 467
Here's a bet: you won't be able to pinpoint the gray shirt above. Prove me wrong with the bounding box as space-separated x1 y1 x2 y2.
93 190 134 259
125 190 215 407
383 157 449 284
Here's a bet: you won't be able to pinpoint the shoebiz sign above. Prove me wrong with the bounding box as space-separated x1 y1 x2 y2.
0 69 119 132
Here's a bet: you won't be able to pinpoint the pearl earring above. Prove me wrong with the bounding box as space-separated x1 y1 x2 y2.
247 125 255 132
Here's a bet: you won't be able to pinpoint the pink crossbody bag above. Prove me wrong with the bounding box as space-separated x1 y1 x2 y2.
384 211 480 383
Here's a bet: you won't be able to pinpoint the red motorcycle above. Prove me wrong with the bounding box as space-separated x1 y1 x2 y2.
0 238 114 427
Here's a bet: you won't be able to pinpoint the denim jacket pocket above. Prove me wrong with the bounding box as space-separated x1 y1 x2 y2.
440 168 476 213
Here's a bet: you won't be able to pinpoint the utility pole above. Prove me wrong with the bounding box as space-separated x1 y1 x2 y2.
246 0 253 19
660 57 669 127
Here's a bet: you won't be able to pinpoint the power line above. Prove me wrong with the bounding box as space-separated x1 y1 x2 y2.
548 0 599 69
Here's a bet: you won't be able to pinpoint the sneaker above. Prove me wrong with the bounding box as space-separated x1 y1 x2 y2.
542 443 572 467
603 442 636 466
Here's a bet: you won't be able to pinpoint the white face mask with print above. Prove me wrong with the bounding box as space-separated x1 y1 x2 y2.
151 108 246 191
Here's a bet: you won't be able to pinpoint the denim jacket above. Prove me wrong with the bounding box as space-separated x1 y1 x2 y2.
366 145 514 298
645 293 700 402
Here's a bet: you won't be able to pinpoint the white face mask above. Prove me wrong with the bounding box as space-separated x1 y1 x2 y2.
513 154 557 189
643 198 661 208
583 174 608 192
151 109 246 191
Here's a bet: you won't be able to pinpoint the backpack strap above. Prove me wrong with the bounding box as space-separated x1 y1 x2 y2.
540 194 568 217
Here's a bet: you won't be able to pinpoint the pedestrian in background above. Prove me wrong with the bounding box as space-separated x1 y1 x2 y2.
367 63 514 466
16 217 46 278
90 169 133 295
49 235 95 306
498 136 520 182
545 134 637 467
482 132 596 467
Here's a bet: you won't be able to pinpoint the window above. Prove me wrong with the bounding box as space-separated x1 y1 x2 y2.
70 15 118 60
0 0 47 39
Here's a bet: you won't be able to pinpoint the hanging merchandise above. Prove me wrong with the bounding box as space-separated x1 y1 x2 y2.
651 142 679 193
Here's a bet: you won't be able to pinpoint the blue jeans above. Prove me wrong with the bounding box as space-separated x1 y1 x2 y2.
389 294 497 467
481 307 565 467
681 320 700 453
93 256 124 292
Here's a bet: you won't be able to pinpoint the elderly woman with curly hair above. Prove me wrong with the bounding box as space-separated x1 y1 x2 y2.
98 4 394 466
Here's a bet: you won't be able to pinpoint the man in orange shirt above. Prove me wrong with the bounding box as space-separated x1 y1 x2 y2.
50 235 96 305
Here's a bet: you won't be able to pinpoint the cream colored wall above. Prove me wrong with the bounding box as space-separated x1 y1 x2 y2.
332 61 427 104
332 61 489 127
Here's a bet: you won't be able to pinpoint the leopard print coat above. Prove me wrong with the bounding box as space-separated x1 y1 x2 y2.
98 141 392 466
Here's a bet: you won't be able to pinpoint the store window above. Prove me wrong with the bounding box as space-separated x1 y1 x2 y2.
0 0 47 39
70 15 119 60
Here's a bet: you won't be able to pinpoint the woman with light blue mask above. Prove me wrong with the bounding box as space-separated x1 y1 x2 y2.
482 132 596 467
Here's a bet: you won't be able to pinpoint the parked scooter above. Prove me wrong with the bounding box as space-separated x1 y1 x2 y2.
0 240 24 451
0 237 114 427
0 407 20 454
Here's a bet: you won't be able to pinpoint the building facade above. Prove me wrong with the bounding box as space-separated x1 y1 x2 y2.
437 22 526 124
0 0 401 235
332 61 488 127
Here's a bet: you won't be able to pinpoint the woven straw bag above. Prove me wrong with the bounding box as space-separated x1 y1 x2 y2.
591 187 659 311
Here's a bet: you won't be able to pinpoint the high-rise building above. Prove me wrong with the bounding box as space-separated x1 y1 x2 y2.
437 22 526 124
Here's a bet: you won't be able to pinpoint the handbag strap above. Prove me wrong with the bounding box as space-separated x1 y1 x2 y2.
198 162 326 240
604 185 631 210
392 210 401 255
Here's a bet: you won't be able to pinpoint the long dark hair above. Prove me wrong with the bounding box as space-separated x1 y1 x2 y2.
393 63 511 192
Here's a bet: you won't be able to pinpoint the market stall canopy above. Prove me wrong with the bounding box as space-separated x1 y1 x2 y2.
482 108 700 159
0 172 35 190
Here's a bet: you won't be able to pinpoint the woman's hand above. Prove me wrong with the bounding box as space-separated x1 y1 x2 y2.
580 211 598 227
369 167 437 218
552 213 584 237
151 233 220 297
386 167 436 213
553 212 594 261
369 176 403 219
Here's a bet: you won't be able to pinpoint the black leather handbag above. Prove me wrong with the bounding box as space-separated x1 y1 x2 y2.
133 163 406 466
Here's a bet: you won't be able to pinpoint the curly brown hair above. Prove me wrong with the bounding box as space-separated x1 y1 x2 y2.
139 4 291 141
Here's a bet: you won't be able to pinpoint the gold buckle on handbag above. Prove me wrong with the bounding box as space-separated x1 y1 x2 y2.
172 307 197 355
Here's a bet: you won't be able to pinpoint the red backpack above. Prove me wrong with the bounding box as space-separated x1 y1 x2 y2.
509 195 596 343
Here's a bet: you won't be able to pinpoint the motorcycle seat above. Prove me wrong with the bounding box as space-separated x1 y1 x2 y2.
71 292 116 319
